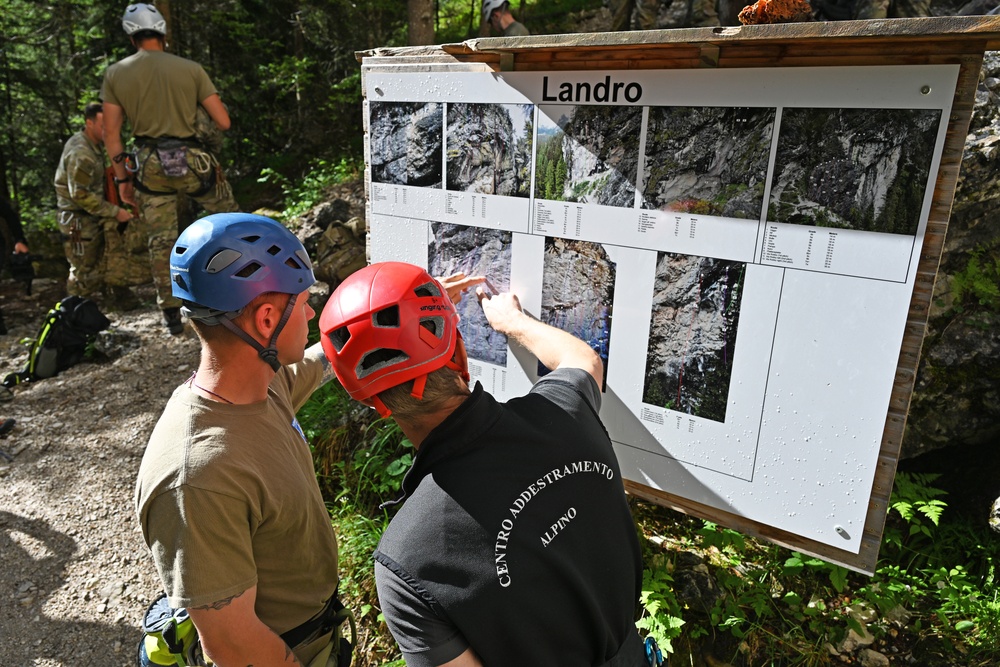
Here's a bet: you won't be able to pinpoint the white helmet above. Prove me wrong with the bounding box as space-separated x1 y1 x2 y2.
482 0 507 22
122 3 167 36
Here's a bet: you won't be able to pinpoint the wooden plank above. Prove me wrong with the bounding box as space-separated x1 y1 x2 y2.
358 18 1000 74
512 48 982 71
623 480 881 573
435 16 1000 54
865 46 980 564
498 38 985 63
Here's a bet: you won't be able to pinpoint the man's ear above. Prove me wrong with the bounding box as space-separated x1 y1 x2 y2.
250 300 281 341
454 337 470 383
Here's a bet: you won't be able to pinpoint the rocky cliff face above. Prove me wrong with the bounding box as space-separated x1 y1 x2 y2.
770 107 941 235
903 51 1000 458
540 239 615 385
428 222 511 366
369 102 443 187
643 253 745 422
642 106 774 220
557 105 643 207
446 103 532 197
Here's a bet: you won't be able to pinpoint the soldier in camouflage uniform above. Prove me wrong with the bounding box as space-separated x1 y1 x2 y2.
611 0 720 31
852 0 930 18
102 3 238 335
54 102 139 309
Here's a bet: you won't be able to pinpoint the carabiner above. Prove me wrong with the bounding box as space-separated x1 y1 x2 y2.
644 636 663 667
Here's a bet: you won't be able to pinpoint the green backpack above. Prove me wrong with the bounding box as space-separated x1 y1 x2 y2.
2 296 110 388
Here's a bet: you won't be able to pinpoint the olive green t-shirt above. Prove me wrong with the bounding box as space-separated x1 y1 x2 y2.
102 49 217 138
135 350 339 663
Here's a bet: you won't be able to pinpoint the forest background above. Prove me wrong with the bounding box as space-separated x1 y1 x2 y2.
3 1 999 665
0 0 594 225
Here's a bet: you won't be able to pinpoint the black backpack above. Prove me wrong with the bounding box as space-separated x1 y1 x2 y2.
2 296 110 387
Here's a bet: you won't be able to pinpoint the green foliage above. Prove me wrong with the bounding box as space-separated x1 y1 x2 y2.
628 466 1000 666
259 157 361 222
883 471 948 566
636 558 685 654
535 132 568 200
2 0 388 223
300 374 411 665
952 247 1000 311
0 0 124 220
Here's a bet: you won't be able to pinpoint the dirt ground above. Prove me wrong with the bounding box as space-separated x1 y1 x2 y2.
0 276 200 665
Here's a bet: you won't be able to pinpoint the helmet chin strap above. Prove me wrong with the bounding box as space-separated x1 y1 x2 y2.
219 295 297 372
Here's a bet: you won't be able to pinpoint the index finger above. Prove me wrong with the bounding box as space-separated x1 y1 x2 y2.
449 275 485 289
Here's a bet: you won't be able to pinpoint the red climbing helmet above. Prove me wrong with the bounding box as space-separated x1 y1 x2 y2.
320 262 466 414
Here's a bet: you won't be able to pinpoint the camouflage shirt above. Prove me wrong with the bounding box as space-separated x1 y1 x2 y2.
54 131 119 219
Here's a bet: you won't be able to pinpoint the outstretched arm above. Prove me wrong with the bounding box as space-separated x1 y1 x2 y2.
477 288 602 388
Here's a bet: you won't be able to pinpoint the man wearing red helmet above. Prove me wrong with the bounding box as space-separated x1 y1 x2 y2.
320 262 646 667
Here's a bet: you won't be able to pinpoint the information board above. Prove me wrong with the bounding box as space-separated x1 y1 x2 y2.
362 50 966 573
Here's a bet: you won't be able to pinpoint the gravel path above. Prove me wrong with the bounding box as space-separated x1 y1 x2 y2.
0 278 200 666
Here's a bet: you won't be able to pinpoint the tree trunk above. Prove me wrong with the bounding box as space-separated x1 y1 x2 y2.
408 0 435 45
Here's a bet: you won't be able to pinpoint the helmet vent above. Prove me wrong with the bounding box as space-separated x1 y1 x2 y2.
373 305 399 328
414 281 442 298
173 274 188 291
419 316 444 339
241 234 261 244
295 249 313 269
235 261 263 279
285 257 303 270
205 248 243 274
175 246 188 255
267 244 281 256
328 326 351 352
357 348 409 379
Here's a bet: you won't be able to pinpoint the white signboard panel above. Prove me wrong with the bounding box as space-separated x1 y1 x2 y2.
364 64 956 562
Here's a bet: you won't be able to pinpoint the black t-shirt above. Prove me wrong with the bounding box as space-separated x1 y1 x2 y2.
374 367 644 667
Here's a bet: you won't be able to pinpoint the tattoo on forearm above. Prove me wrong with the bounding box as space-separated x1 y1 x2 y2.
191 589 247 611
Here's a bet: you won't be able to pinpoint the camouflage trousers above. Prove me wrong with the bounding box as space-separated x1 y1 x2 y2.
853 0 930 18
134 143 239 309
58 211 110 297
103 217 152 287
611 0 660 30
610 0 719 30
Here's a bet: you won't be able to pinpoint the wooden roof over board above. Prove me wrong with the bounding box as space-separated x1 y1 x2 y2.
358 16 1000 70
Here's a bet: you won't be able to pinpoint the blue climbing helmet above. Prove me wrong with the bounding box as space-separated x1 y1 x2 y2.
170 212 315 370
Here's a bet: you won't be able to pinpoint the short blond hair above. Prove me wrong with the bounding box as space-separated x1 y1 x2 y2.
190 292 290 345
376 365 469 421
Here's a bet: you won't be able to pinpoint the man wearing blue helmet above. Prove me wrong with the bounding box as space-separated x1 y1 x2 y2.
135 213 352 666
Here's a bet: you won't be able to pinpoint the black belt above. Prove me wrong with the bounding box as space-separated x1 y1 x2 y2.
280 593 347 649
133 135 202 149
